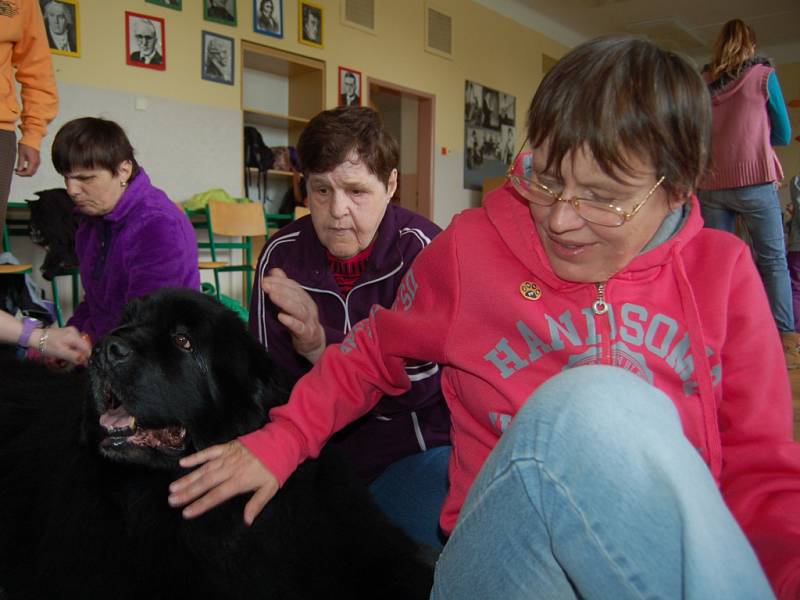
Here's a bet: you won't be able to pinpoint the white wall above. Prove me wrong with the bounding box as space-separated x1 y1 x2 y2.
10 82 242 204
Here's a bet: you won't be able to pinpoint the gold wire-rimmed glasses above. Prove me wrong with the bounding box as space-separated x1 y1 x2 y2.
506 148 666 228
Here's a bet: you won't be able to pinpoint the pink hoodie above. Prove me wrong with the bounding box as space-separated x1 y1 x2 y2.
241 184 800 598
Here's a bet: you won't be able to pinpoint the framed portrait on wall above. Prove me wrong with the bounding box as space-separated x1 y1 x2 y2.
146 0 182 11
39 0 80 58
298 1 323 48
204 0 237 26
125 12 166 71
254 0 282 38
338 67 362 107
201 31 234 86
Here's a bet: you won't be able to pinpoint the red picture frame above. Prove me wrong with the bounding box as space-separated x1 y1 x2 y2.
125 11 166 71
338 66 362 107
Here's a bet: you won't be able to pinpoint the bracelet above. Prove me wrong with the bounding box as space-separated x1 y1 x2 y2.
38 330 49 356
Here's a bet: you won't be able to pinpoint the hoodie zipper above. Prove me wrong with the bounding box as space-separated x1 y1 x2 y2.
592 282 608 315
593 282 612 365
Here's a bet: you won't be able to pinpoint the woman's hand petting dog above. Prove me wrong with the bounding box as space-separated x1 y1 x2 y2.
169 440 279 525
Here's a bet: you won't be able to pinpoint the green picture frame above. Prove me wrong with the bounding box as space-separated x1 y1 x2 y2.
204 0 237 26
146 0 181 10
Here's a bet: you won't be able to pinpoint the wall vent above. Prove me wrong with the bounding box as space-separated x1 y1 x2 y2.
425 4 453 59
342 0 375 32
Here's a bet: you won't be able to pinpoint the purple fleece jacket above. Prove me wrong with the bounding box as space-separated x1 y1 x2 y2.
249 204 451 482
68 168 200 341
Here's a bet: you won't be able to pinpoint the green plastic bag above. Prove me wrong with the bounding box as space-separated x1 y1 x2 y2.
201 282 249 321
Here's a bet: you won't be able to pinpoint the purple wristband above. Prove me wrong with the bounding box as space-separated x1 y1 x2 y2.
18 317 42 348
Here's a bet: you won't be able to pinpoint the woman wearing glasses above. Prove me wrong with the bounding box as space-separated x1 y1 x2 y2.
170 36 800 599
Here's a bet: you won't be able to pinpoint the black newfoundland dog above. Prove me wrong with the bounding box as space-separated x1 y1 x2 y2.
0 289 433 600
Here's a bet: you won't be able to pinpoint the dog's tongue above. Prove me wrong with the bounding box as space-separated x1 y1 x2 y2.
100 405 135 431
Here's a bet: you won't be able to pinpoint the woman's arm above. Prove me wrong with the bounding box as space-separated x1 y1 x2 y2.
169 223 463 521
717 245 800 597
767 71 791 146
0 311 90 364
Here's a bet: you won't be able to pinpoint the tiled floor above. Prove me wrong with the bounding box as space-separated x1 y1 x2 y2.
790 369 800 441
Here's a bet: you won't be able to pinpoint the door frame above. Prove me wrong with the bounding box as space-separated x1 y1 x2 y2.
366 77 435 220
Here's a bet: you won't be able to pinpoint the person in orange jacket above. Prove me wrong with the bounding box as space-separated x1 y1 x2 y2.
0 0 59 248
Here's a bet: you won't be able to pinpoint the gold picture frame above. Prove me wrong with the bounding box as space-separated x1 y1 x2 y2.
298 1 323 48
40 0 81 58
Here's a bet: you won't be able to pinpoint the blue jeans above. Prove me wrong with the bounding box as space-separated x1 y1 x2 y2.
431 366 774 599
699 184 794 332
369 445 451 549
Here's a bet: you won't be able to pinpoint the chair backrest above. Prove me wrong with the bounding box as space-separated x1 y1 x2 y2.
207 200 268 238
204 201 268 309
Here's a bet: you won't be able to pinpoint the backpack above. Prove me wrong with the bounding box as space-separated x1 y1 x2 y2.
26 188 80 281
244 126 275 202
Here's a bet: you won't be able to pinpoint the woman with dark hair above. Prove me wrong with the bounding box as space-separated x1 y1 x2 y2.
51 117 200 342
245 106 448 548
698 19 795 365
171 38 800 597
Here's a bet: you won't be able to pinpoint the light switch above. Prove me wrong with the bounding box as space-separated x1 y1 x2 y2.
135 97 148 111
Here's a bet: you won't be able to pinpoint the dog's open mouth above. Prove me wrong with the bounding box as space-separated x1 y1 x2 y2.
99 404 187 455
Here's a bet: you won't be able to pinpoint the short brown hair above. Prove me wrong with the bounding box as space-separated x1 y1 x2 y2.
297 106 399 187
527 35 710 198
52 117 139 177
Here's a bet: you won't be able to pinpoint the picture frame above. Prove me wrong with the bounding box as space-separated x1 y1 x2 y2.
253 0 283 38
145 0 181 10
204 0 237 27
39 0 80 58
298 1 323 48
125 11 166 71
338 67 362 107
201 31 235 86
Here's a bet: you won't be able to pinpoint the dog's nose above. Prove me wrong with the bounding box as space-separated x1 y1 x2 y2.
100 338 133 366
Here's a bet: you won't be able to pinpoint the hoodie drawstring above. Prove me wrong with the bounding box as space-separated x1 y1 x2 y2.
672 246 722 480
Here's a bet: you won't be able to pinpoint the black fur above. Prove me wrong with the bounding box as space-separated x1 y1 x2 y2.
0 288 432 600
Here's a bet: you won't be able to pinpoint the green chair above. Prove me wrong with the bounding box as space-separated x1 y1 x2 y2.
199 200 269 317
3 223 82 325
0 224 33 276
49 267 81 326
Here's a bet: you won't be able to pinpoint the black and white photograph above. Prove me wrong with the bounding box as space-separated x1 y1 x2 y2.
146 0 181 10
501 124 516 164
204 0 237 26
299 1 323 48
499 92 515 127
463 80 515 190
254 0 282 38
40 0 80 57
201 31 234 85
125 11 165 71
465 80 482 127
338 67 361 107
481 87 500 129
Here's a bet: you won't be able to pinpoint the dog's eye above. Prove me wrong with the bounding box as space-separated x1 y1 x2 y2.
173 333 192 351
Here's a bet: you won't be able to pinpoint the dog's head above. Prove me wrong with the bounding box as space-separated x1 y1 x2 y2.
87 288 291 469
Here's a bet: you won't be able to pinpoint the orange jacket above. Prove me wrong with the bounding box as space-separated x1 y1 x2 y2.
0 0 58 149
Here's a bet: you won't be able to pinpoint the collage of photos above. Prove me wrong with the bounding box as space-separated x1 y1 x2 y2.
463 80 516 190
37 1 333 84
